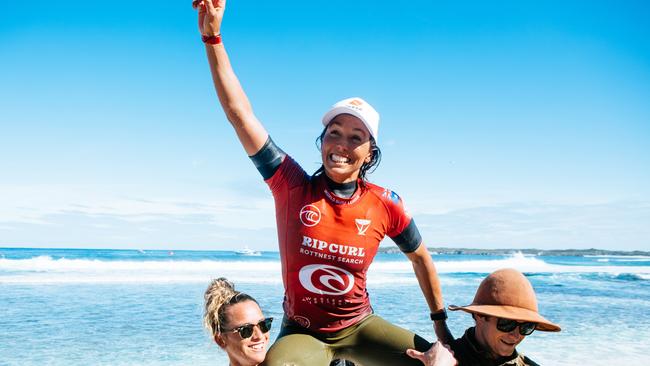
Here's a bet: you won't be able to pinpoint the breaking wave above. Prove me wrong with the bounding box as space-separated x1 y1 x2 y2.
1 252 648 284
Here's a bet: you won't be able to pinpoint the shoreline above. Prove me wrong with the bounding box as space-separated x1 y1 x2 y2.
2 246 649 257
378 246 650 257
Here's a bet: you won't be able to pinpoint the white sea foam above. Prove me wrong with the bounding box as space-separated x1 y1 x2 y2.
0 256 280 272
592 258 650 263
609 258 650 262
1 253 649 284
0 256 282 284
374 252 650 275
585 255 650 259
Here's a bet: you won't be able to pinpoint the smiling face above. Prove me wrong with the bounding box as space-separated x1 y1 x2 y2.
216 301 269 366
474 315 526 359
320 114 373 183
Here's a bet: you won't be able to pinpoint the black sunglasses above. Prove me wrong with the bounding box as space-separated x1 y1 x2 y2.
221 317 273 339
496 318 537 336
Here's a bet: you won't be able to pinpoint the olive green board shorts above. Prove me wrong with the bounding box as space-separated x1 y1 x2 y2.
262 314 432 366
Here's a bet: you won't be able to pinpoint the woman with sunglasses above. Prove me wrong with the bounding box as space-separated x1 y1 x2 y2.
203 278 457 366
193 1 451 364
204 277 274 366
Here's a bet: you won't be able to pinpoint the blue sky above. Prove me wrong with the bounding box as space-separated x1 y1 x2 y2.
1 0 648 250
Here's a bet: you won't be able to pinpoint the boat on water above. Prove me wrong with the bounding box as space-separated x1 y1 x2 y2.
235 246 262 256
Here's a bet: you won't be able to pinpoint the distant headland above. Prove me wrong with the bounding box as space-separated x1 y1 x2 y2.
378 246 650 256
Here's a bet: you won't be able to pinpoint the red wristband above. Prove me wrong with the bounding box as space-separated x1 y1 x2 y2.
202 34 222 45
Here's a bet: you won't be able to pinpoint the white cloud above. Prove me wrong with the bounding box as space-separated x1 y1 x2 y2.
0 183 277 249
415 201 650 250
1 184 648 251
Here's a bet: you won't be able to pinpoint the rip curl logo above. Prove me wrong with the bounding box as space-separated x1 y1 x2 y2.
299 264 355 296
299 204 321 227
355 218 371 235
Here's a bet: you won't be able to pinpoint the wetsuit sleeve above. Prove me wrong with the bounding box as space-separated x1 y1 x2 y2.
392 219 423 253
249 136 287 180
383 190 423 253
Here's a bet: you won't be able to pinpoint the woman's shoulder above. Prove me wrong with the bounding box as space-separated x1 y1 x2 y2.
364 182 405 207
266 155 311 190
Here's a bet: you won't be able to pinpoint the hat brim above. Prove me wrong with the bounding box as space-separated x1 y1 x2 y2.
321 107 377 142
448 304 561 332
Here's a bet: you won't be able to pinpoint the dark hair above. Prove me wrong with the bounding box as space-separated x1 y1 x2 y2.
314 124 382 182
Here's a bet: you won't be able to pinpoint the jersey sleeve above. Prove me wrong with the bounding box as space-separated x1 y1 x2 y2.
265 155 309 195
382 189 423 253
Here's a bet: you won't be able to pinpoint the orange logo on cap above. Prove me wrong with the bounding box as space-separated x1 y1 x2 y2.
348 99 363 106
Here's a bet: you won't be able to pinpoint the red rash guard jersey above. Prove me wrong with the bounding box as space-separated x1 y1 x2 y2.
266 156 418 332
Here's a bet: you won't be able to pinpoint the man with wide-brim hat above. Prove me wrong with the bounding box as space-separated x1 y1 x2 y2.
447 268 561 366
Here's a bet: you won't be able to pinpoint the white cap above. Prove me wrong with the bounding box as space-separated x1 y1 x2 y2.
321 97 380 142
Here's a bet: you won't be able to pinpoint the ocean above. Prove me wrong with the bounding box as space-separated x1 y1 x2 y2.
1 248 649 365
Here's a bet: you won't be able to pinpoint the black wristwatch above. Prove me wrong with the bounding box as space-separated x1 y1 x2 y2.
430 309 448 321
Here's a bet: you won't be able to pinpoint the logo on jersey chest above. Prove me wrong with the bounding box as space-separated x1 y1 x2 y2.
298 264 355 296
301 235 366 257
299 204 321 227
355 218 371 235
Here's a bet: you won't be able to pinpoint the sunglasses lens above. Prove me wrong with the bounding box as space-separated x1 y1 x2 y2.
496 318 518 333
238 325 254 339
259 318 273 333
519 322 536 336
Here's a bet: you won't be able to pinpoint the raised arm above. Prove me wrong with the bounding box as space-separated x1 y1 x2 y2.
406 243 454 344
194 0 268 155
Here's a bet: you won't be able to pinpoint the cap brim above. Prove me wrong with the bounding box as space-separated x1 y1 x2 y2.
448 304 561 332
322 107 377 142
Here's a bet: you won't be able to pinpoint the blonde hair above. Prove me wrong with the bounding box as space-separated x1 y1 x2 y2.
203 277 257 338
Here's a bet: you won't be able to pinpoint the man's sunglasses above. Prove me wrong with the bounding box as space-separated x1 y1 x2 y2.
221 317 273 339
496 318 537 336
